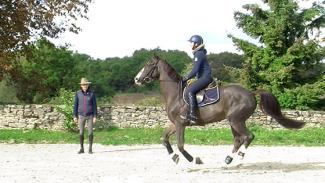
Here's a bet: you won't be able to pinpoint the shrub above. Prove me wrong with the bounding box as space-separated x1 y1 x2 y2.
50 88 77 131
277 77 325 110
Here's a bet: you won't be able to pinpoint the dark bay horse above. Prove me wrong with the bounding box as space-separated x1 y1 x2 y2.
134 55 305 165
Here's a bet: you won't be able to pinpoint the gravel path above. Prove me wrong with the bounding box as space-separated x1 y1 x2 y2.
1 144 325 183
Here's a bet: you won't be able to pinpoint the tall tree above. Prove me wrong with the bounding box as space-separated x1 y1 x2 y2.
230 0 325 109
10 38 82 103
0 0 92 80
208 52 244 82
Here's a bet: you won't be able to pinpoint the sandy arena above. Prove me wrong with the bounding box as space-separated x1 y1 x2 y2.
1 144 325 183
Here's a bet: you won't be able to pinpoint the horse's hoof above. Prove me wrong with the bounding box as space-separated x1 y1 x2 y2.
195 157 203 164
172 154 179 164
238 151 245 160
225 155 233 164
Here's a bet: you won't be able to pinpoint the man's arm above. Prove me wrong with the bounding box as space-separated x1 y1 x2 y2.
73 92 78 122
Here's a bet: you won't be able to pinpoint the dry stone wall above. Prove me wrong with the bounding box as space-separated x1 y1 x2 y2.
0 105 65 130
0 104 324 130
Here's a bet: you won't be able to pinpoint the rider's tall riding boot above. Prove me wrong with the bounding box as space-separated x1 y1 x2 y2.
188 92 198 125
78 135 84 154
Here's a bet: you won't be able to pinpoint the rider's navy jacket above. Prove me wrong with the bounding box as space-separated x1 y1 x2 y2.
73 89 97 117
185 48 212 80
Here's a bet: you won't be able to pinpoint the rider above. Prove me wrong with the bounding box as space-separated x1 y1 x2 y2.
181 35 213 125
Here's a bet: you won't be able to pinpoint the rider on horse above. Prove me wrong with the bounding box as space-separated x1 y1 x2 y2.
181 35 213 125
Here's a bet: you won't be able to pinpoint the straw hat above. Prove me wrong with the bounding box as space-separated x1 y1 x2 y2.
79 78 91 85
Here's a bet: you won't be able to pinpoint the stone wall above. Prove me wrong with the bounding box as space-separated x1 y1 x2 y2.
0 105 65 130
0 104 324 130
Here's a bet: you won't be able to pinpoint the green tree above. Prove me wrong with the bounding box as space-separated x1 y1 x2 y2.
230 0 325 109
10 38 82 103
0 0 92 80
85 60 116 99
208 52 244 82
104 48 190 93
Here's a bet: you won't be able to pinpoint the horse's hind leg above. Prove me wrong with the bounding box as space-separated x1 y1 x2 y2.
162 123 176 154
225 126 244 164
231 126 244 153
231 121 255 160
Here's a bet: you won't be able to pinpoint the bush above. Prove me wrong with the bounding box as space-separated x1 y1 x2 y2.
0 79 21 104
277 77 325 110
50 88 77 131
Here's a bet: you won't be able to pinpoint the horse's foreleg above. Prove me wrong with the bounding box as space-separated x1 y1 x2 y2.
162 124 176 154
175 123 196 163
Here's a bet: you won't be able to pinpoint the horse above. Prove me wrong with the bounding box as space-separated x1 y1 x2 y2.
134 55 305 165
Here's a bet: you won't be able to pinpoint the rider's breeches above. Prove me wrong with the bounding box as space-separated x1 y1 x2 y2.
186 77 213 98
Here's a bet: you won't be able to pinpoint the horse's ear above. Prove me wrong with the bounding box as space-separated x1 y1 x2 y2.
153 53 160 60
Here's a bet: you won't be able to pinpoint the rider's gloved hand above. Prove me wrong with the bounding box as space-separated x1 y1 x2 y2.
181 76 188 86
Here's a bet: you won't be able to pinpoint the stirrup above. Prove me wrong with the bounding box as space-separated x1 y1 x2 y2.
189 114 198 125
189 118 198 125
179 109 190 120
180 114 187 120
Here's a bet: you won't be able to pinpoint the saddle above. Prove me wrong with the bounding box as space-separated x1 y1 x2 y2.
183 80 220 107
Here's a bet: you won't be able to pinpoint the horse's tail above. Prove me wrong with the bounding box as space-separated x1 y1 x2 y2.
253 90 305 129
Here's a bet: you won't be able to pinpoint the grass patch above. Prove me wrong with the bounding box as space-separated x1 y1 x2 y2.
0 129 77 143
1 126 325 146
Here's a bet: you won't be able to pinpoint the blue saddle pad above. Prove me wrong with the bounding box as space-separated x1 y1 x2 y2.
183 86 220 107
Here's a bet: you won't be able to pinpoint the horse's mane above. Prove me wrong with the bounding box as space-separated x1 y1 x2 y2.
158 58 181 82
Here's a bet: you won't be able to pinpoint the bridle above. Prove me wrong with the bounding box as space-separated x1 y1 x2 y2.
142 59 159 83
139 57 184 101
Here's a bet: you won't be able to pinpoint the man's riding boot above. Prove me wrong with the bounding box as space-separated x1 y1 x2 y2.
88 134 93 154
188 93 199 125
78 135 84 154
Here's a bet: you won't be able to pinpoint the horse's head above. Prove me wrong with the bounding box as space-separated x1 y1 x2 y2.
134 55 160 85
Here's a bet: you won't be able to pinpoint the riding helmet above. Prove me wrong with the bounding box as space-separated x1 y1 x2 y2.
188 35 203 45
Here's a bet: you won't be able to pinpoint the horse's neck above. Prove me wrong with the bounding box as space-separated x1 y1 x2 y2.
158 60 182 108
158 60 180 82
159 81 182 110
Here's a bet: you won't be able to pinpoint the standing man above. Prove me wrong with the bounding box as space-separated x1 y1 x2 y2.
73 78 97 154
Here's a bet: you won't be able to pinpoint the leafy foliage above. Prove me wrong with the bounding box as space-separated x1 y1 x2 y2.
10 38 83 103
0 0 92 80
3 34 323 109
230 0 325 109
0 78 20 104
98 48 190 94
51 88 77 132
278 75 325 110
208 52 244 82
6 42 191 104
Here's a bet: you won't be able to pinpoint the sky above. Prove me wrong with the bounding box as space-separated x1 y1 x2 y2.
52 0 318 59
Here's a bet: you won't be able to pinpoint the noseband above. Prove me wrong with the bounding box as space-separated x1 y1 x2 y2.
143 59 159 83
